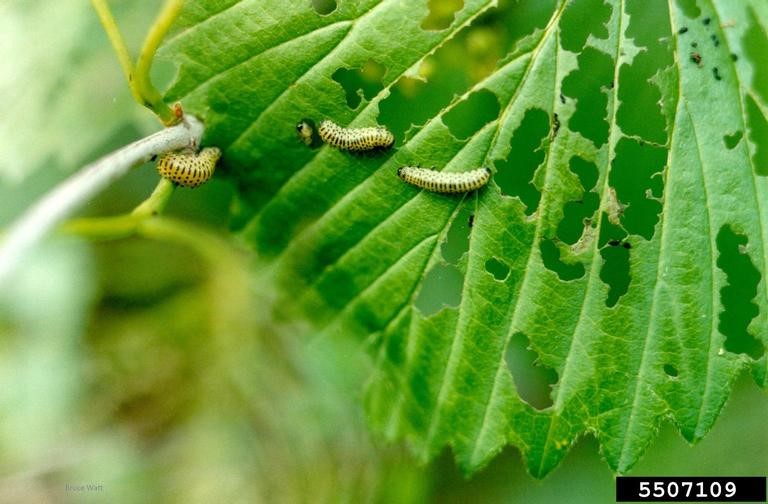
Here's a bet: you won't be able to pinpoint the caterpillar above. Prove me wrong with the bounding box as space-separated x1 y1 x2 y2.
317 119 394 151
397 166 491 193
156 147 221 188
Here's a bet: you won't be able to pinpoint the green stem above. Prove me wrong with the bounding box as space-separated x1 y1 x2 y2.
132 178 176 218
91 0 183 125
135 0 185 125
62 214 143 240
62 178 176 240
90 0 143 105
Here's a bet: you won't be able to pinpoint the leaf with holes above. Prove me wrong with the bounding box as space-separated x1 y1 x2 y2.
159 0 768 477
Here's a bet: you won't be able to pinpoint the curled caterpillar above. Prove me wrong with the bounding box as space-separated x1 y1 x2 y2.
397 166 491 193
156 147 221 188
318 119 394 151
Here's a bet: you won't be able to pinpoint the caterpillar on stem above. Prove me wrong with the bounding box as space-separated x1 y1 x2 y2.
156 147 221 188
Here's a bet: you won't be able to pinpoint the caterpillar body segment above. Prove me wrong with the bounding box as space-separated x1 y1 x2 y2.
317 119 394 152
156 147 221 188
397 166 491 193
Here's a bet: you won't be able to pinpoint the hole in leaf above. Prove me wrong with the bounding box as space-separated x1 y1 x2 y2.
723 131 743 150
616 51 669 145
443 89 500 141
556 156 601 245
422 0 464 30
441 204 473 264
414 263 464 316
743 7 768 103
332 60 386 109
540 239 585 281
487 0 558 65
663 364 679 377
626 1 673 50
505 332 557 410
494 108 549 214
600 246 630 308
609 137 666 240
558 0 612 53
716 225 764 359
569 154 599 191
558 194 601 246
745 94 768 176
616 2 673 145
311 0 336 15
598 216 630 307
485 257 510 281
561 47 614 148
380 68 468 144
675 0 701 19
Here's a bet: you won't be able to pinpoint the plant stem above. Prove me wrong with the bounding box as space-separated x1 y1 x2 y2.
90 0 143 105
0 115 204 283
62 178 176 240
132 178 176 218
135 0 185 125
91 0 183 125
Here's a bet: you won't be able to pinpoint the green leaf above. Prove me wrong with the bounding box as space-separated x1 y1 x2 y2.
159 0 768 476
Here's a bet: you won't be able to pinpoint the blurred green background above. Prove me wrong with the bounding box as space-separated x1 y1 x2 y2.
0 1 765 502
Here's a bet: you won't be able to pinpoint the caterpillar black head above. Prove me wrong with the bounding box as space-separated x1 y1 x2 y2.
296 119 321 148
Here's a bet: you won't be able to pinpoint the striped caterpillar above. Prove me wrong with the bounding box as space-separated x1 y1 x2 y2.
317 119 394 151
156 147 221 188
397 166 491 193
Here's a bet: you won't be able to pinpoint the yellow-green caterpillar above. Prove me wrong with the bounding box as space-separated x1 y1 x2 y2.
397 166 491 193
317 119 394 151
156 147 221 188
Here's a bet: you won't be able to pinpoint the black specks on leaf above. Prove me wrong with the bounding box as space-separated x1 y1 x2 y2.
690 52 702 66
703 16 711 26
678 27 689 34
713 67 722 81
711 34 720 46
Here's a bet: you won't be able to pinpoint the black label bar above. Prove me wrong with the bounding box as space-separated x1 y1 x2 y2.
616 476 766 502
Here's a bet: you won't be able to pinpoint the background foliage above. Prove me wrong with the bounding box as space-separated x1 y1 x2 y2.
0 0 766 502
